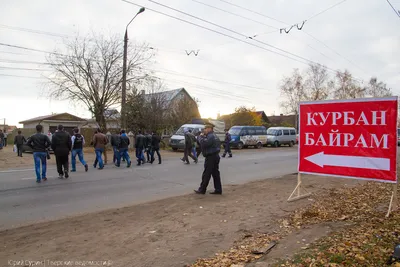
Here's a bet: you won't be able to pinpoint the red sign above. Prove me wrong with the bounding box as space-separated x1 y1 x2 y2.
298 97 398 183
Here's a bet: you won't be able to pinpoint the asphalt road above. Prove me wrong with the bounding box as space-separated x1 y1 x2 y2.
0 148 298 229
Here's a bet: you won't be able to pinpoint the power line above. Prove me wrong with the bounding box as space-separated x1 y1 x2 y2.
0 73 44 79
385 0 400 18
149 68 266 90
190 0 279 30
122 0 311 66
132 0 361 80
218 0 286 24
0 24 71 38
214 0 368 78
0 66 51 71
306 0 348 21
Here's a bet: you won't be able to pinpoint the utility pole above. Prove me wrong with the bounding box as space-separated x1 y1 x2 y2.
121 7 145 130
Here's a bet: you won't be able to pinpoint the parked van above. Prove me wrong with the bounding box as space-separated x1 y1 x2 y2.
229 126 267 149
169 124 204 151
266 127 297 147
169 120 226 151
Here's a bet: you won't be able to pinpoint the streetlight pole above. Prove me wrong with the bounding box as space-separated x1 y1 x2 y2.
121 7 145 130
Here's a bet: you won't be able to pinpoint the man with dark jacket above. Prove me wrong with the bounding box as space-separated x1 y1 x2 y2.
92 129 108 170
14 130 26 157
0 130 4 149
194 123 222 195
135 130 146 166
71 128 88 172
221 128 232 158
52 125 72 179
116 130 131 168
150 131 161 164
26 125 51 183
145 132 152 163
181 128 197 164
110 132 121 164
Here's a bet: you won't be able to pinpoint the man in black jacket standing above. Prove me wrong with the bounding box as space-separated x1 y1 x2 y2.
14 130 26 157
51 125 72 179
26 125 51 183
150 131 161 164
194 123 222 195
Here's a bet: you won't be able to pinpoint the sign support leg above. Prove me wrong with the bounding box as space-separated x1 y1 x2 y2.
386 153 399 218
386 183 398 217
287 173 311 202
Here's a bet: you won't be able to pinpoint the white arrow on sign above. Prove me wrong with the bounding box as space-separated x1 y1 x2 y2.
305 152 390 171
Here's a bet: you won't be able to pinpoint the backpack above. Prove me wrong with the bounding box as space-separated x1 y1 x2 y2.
74 134 83 146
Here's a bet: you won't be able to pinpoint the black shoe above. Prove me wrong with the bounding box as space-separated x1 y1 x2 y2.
115 164 120 167
158 162 161 164
85 164 88 172
127 163 131 168
229 155 232 158
36 180 41 183
210 191 222 195
65 172 69 179
221 155 226 158
194 190 205 195
98 167 104 170
42 177 47 181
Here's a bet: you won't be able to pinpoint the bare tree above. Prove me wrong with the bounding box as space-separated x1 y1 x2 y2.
367 77 392 97
46 33 154 130
330 70 365 99
167 95 201 131
279 68 305 124
142 80 169 132
304 63 330 100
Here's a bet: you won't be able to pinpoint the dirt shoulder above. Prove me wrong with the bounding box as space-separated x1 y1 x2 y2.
1 172 359 267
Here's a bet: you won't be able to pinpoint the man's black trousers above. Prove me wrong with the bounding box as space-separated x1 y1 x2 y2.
199 153 222 193
56 155 69 175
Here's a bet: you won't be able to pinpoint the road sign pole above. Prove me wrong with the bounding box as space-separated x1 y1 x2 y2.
287 173 311 202
386 153 399 217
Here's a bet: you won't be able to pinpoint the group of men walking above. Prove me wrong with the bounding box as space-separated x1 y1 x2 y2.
10 122 230 196
23 125 162 183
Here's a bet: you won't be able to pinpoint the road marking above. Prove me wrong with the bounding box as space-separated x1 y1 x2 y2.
21 177 35 180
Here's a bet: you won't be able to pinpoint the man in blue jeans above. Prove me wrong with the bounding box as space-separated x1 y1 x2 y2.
71 128 88 172
92 129 108 170
115 130 131 168
26 125 51 183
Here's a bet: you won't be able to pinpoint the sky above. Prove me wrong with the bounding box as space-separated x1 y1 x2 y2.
0 0 399 127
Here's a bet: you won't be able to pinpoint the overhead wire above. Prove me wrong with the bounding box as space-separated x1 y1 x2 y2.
0 73 44 79
215 0 369 78
127 0 363 82
218 0 286 24
190 0 279 30
385 0 400 18
0 24 71 38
